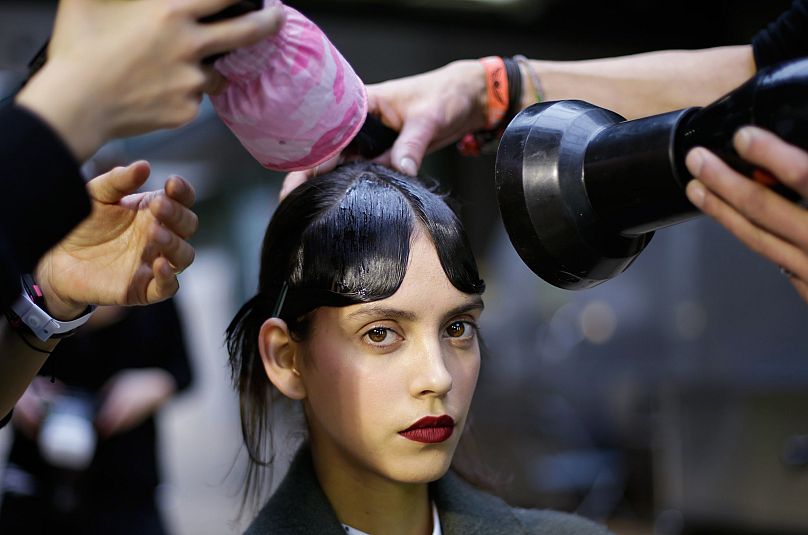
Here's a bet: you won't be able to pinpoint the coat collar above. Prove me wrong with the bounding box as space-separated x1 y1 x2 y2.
245 446 527 535
245 446 343 535
432 471 527 535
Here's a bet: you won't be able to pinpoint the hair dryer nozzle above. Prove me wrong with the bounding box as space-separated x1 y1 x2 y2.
495 100 656 289
496 58 808 291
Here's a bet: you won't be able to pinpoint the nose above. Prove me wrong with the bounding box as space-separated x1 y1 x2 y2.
410 337 453 398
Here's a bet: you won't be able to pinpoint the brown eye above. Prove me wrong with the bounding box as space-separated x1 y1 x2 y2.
362 326 404 348
367 327 388 343
446 321 466 338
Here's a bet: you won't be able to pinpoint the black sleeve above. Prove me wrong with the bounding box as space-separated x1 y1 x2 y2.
142 299 194 393
752 0 808 69
0 104 90 310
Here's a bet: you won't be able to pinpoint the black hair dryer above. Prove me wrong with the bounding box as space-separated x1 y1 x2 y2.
495 57 808 290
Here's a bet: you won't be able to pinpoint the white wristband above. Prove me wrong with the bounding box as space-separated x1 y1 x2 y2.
10 278 95 341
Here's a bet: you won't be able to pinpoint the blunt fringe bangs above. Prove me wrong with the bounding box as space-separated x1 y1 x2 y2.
225 162 484 510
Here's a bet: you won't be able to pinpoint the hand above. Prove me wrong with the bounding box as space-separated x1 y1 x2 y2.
11 378 63 441
368 60 488 173
280 60 486 199
16 0 285 160
35 161 199 320
685 126 808 303
95 368 176 438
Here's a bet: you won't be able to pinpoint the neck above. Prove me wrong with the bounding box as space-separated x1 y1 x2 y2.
310 441 434 535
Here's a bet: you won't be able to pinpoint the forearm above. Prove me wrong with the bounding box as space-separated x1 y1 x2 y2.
522 45 756 119
0 318 58 420
0 105 90 311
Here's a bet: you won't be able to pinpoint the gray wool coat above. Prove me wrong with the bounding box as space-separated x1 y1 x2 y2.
244 447 612 535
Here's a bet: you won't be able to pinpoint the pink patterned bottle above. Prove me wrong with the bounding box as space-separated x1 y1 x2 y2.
210 0 367 171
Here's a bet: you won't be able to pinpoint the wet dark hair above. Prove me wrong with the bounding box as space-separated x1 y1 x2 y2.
225 162 484 508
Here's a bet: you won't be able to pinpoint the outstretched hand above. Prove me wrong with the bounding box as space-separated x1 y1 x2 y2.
35 161 199 319
686 126 808 303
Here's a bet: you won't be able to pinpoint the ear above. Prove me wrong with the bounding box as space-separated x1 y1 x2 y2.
258 318 306 400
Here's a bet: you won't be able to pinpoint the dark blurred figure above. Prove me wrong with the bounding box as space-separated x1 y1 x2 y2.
0 299 192 535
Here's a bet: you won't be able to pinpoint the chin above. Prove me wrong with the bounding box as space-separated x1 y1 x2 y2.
383 445 456 484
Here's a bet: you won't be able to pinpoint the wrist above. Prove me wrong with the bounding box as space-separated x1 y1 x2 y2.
34 262 87 321
449 59 488 132
514 57 545 110
16 59 107 161
11 326 59 355
455 56 521 157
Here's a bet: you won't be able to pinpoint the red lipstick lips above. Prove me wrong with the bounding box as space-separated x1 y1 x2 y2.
399 415 455 444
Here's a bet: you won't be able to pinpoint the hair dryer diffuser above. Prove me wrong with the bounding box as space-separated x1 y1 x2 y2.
495 57 808 290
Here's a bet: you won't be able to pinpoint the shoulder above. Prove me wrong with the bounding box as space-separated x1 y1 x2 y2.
510 506 612 535
433 471 612 535
244 446 345 535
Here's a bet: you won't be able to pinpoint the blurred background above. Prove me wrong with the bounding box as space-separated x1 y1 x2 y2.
1 1 807 534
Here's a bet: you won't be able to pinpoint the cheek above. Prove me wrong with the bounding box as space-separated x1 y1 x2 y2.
450 350 480 404
301 340 398 438
300 338 349 413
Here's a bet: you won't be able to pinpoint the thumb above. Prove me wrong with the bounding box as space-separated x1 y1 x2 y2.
86 160 151 204
390 116 437 176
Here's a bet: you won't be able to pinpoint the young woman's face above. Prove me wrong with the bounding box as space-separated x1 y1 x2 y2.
298 230 483 486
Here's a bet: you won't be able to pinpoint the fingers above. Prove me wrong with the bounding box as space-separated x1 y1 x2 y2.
196 5 285 59
686 178 808 282
686 147 808 251
390 115 437 176
183 0 243 18
147 256 181 304
686 131 808 307
790 277 808 303
150 195 199 240
734 126 808 198
366 82 428 175
86 161 151 204
164 175 196 208
150 222 196 274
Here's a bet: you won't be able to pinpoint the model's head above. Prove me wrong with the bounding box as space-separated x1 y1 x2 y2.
227 162 485 497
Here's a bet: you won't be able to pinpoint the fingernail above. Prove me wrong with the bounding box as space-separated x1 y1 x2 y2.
685 148 704 177
399 157 417 176
686 180 705 207
734 127 752 153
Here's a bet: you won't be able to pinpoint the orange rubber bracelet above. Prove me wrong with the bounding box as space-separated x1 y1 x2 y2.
480 56 509 130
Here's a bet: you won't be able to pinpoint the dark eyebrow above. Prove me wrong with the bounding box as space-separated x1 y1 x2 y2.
347 306 417 322
442 297 485 322
346 296 484 323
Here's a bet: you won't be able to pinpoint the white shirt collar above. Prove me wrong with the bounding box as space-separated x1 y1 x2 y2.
341 501 442 535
